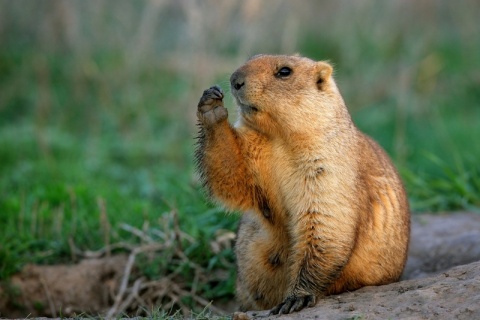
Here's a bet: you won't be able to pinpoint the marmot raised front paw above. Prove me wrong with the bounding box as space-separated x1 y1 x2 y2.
197 85 227 126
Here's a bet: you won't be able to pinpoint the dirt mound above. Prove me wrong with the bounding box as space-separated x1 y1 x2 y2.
0 255 126 318
1 212 480 319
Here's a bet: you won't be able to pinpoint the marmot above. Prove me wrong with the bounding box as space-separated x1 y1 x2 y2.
195 54 410 314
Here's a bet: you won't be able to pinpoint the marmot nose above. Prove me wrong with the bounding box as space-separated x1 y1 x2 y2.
230 71 245 91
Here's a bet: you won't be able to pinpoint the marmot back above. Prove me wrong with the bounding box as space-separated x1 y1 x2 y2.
195 54 410 315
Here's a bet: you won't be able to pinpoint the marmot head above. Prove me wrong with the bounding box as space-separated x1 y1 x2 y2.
230 54 348 137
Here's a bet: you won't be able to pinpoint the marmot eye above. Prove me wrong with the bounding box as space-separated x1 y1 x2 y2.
276 67 292 78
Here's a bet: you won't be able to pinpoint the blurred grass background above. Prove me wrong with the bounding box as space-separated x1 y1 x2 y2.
0 0 479 315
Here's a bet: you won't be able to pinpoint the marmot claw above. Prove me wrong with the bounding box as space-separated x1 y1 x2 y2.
269 294 316 315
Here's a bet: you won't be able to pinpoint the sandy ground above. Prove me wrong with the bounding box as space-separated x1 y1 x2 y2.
239 261 480 320
238 212 480 320
1 212 480 319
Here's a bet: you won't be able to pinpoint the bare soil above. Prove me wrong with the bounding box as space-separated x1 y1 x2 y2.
1 212 480 319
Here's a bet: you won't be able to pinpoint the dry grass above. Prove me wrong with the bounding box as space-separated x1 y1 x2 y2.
66 210 235 317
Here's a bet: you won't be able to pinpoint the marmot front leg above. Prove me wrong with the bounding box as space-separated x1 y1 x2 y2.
270 208 357 315
195 86 255 211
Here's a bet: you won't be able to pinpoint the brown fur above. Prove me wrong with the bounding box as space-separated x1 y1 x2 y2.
195 54 410 314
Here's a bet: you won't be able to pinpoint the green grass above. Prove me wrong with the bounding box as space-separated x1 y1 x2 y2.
0 106 238 300
124 306 231 320
0 0 479 316
352 99 480 212
0 48 240 315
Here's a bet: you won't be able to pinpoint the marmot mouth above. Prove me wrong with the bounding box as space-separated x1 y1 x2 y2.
238 103 259 114
233 94 259 114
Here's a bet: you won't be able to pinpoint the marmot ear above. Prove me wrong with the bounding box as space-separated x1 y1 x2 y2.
316 61 333 90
